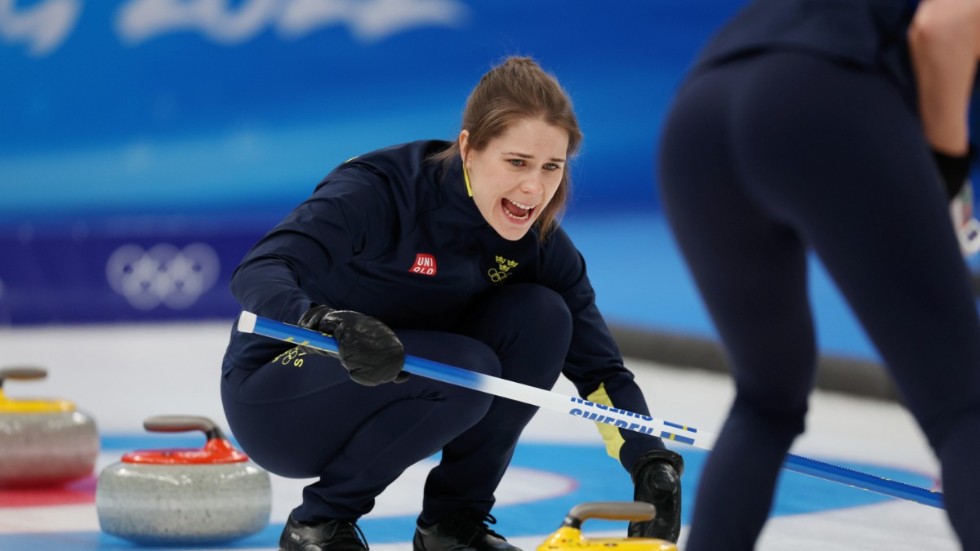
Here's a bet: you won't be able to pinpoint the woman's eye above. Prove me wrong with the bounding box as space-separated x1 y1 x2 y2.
544 163 562 171
508 159 526 167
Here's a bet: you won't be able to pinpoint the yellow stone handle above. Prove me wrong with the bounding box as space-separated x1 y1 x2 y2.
0 366 76 413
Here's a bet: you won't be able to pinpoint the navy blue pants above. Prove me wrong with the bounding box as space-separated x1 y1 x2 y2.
659 51 980 550
221 284 571 524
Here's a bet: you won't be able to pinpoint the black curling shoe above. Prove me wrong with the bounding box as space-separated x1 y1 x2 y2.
413 510 522 551
280 514 369 551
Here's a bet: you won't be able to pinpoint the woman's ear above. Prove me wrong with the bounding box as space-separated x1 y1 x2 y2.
458 130 470 165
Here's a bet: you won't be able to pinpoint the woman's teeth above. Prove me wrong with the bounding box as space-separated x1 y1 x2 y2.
502 198 535 220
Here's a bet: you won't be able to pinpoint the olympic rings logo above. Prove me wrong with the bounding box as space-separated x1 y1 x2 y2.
487 268 509 284
105 243 220 310
487 255 518 285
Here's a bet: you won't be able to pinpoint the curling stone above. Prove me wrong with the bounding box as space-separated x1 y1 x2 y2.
0 366 99 487
96 415 271 545
537 501 677 551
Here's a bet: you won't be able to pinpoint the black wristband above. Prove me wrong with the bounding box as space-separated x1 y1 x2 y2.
933 145 974 199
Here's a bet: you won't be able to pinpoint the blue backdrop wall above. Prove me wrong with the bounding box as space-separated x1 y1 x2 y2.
1 0 742 325
4 0 976 337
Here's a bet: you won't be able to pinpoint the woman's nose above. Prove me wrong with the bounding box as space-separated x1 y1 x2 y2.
520 172 545 194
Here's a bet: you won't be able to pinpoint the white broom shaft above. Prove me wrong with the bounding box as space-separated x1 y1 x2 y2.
236 311 944 509
236 311 705 446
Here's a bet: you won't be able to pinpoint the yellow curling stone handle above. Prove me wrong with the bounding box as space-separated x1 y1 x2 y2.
538 502 677 551
0 367 76 413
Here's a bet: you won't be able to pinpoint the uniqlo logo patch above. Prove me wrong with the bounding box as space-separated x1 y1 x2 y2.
409 253 437 276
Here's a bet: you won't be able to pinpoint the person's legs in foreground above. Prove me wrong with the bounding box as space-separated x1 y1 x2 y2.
660 52 980 550
660 55 818 550
415 284 572 551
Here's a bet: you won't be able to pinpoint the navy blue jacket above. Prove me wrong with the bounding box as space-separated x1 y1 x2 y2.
222 140 650 415
694 0 917 102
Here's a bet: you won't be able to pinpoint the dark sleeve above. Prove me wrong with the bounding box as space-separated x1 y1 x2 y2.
225 166 396 368
539 227 662 469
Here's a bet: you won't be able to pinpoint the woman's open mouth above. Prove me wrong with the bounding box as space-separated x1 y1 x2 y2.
501 198 536 222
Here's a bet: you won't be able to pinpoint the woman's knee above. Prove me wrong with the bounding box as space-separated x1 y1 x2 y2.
500 284 572 336
401 331 502 378
920 398 980 453
730 389 808 442
459 284 573 355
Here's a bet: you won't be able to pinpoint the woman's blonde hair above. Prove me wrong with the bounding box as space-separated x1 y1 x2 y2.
433 56 582 239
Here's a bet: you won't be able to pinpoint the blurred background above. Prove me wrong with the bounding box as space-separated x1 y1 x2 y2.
2 0 978 399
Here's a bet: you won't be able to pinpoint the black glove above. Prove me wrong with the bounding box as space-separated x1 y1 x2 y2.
932 146 973 200
298 305 407 386
628 449 684 543
933 147 980 256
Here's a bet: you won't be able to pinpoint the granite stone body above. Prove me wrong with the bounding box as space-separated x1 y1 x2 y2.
96 460 272 544
0 410 98 486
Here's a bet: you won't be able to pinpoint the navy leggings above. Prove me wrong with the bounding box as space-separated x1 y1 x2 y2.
221 284 571 524
659 51 980 550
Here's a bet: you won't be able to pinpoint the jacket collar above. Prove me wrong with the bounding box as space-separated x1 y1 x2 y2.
439 154 489 231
